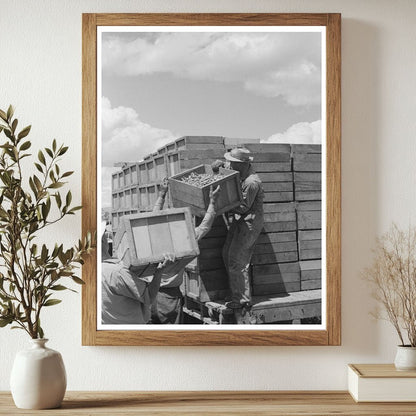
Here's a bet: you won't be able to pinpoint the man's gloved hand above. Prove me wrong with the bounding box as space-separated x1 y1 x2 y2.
211 159 225 173
159 177 169 196
157 253 176 270
209 185 221 209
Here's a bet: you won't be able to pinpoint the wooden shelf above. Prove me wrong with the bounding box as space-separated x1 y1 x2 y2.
1 391 415 415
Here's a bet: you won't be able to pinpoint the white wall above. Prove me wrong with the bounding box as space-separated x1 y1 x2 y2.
1 0 415 391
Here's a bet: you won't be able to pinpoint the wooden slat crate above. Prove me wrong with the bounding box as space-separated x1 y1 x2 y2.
244 143 291 153
297 210 321 230
293 153 322 172
169 165 243 217
252 162 292 172
154 155 168 181
224 137 260 149
300 260 322 291
250 153 291 163
184 268 230 303
291 144 322 154
113 208 199 277
251 252 298 265
251 262 301 296
175 136 224 150
138 162 147 185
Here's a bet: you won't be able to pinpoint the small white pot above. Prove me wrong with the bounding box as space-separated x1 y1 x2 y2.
394 345 416 371
10 339 67 409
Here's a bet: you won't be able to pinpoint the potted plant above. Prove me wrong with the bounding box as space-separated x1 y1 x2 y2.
0 106 94 408
362 223 416 370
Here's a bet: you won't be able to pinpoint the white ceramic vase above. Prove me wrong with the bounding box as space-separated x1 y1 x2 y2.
10 339 67 409
394 345 416 371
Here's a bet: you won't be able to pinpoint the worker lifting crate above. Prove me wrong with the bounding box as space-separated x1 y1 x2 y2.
168 164 243 217
113 207 199 278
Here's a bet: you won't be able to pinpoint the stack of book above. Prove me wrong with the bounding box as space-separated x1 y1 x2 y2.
348 364 416 402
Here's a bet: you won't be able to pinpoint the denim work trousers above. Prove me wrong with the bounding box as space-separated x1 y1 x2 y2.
150 286 183 324
222 216 263 305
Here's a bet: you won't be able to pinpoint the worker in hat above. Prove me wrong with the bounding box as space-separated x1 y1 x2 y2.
150 179 221 324
212 147 264 310
101 221 175 325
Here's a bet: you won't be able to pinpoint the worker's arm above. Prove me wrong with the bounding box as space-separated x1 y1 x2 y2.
153 178 169 211
211 160 225 173
111 268 149 304
148 254 176 302
232 181 260 215
195 185 220 240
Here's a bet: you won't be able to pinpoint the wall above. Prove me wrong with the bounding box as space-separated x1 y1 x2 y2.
1 0 415 391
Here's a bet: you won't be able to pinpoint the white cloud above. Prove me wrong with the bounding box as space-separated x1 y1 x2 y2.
101 97 176 167
263 120 321 144
102 32 321 106
101 97 176 207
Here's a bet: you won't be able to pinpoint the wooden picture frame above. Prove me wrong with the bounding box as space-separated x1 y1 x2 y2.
82 13 341 346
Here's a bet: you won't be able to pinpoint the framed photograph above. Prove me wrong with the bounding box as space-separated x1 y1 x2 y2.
82 13 341 346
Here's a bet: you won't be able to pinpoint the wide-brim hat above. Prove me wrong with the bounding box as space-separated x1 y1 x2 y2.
224 147 253 163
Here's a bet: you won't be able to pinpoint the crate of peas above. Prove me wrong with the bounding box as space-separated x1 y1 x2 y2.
169 164 243 217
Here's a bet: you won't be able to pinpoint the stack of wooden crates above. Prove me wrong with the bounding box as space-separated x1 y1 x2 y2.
110 136 322 314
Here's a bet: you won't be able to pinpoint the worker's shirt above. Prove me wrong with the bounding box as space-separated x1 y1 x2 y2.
101 259 151 324
232 166 264 228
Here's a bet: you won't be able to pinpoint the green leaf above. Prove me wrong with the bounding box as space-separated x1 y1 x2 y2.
55 192 62 208
43 299 62 307
45 148 53 158
50 285 68 291
38 325 44 339
4 129 12 140
40 244 48 262
58 146 68 156
48 182 64 189
20 140 31 151
0 317 13 327
41 202 50 220
17 125 31 140
34 163 43 173
69 206 82 212
33 175 42 192
29 177 37 196
0 109 7 121
65 190 72 207
38 150 46 165
52 139 57 152
61 171 74 178
6 105 14 122
11 119 18 133
72 276 85 285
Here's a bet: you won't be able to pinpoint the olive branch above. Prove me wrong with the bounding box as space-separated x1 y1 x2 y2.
0 105 95 339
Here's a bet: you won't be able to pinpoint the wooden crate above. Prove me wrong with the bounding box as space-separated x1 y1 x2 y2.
138 162 147 185
169 164 243 217
293 153 322 172
244 143 291 153
291 144 322 154
113 208 199 277
184 268 230 303
251 262 301 296
224 137 260 148
297 210 321 230
299 260 322 291
154 155 168 181
252 162 291 172
175 136 224 150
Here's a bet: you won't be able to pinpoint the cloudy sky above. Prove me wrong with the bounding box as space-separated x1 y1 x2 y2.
100 29 323 207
